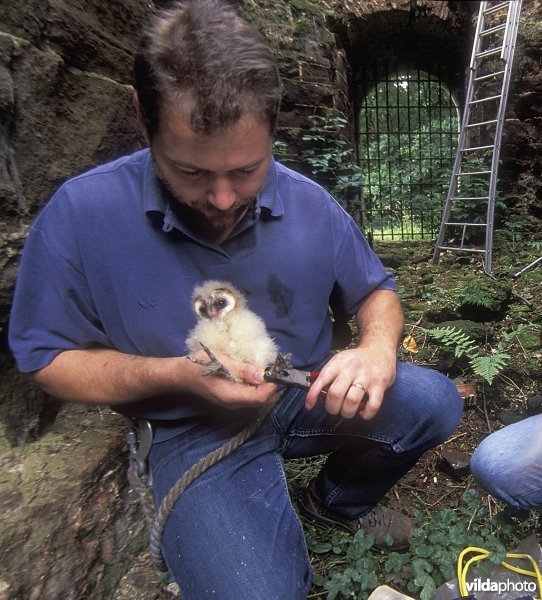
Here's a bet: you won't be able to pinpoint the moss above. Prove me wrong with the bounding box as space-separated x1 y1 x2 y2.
239 0 334 52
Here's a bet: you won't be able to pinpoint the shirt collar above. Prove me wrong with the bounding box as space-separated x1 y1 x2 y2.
143 150 168 216
256 157 284 217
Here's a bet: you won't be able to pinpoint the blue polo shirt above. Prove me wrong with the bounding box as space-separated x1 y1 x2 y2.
9 149 395 437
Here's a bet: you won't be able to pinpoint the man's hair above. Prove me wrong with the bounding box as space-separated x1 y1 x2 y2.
134 0 282 138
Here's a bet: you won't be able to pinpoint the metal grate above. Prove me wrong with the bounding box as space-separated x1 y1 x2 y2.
358 66 460 242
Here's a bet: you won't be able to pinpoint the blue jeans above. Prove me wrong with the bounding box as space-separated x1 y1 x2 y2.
470 414 542 510
148 361 462 599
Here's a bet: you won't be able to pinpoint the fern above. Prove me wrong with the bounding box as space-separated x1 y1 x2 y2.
459 285 494 309
470 354 510 386
423 326 478 359
423 326 508 385
500 323 530 345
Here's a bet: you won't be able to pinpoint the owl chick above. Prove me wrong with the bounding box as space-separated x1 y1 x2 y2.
186 280 279 378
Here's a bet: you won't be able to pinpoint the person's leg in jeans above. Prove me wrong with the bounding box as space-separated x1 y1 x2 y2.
148 361 462 597
282 361 463 523
148 413 312 600
470 414 542 510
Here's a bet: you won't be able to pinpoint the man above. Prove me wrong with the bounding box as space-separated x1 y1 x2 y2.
9 1 462 598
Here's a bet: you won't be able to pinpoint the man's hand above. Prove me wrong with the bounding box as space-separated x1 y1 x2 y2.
305 289 403 421
305 345 397 420
185 346 278 409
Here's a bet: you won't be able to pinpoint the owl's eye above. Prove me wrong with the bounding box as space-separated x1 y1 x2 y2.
194 297 210 319
215 299 227 310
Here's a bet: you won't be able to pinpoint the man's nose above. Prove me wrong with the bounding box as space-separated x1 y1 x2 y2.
206 177 237 210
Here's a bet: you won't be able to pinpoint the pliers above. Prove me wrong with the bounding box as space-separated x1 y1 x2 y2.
263 354 326 396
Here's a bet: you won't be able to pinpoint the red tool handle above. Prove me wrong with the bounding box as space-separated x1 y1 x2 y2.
307 371 328 397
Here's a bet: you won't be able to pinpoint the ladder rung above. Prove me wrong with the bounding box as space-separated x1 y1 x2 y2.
460 144 494 152
458 171 492 176
445 222 487 227
475 70 506 82
483 2 510 16
438 246 487 254
451 197 490 201
469 94 502 105
476 47 504 59
480 23 507 37
466 119 498 128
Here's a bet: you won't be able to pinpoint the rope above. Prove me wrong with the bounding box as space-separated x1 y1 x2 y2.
148 402 275 572
458 546 542 598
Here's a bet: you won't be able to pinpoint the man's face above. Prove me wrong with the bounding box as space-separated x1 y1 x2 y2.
145 105 273 242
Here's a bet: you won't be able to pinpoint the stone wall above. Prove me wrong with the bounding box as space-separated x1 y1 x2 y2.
0 3 153 595
501 0 542 225
0 0 540 597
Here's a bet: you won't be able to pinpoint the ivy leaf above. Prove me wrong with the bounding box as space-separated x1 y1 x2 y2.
428 531 448 546
385 552 410 572
360 569 379 591
415 544 434 558
449 524 468 546
412 557 434 578
307 540 332 554
419 575 437 600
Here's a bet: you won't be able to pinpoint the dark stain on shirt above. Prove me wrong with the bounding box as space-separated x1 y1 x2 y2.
267 275 294 318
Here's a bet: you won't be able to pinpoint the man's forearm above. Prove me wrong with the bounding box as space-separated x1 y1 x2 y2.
355 289 404 355
33 348 188 405
32 346 276 408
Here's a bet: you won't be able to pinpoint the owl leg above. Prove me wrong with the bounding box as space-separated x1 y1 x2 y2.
187 343 243 383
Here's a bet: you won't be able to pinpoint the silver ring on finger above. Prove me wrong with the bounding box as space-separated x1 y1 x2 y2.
351 382 366 393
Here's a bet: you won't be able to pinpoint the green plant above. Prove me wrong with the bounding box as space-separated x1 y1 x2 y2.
421 283 450 303
458 283 495 310
306 490 516 600
405 490 510 599
493 221 529 254
272 139 294 162
301 111 364 207
323 531 380 599
423 325 509 385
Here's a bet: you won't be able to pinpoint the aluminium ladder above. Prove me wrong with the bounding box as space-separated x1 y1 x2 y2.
432 0 522 273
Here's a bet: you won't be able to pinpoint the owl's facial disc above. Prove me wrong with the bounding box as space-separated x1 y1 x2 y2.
194 288 237 320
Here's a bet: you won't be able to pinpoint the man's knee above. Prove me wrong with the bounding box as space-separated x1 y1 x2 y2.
426 370 463 439
394 362 463 443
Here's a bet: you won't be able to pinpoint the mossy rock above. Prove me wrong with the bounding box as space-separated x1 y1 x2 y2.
516 328 541 351
456 276 512 322
437 320 493 344
378 253 404 269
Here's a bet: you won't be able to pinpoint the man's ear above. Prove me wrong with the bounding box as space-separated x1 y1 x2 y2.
133 92 151 146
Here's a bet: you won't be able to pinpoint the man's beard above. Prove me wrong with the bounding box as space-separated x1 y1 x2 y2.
153 163 254 241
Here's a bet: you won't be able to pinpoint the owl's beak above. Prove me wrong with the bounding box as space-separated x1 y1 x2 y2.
207 306 221 319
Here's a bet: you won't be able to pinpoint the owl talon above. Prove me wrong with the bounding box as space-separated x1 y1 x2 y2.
187 342 242 383
268 353 293 372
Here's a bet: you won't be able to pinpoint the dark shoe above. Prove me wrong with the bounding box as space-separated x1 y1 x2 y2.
298 483 412 551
